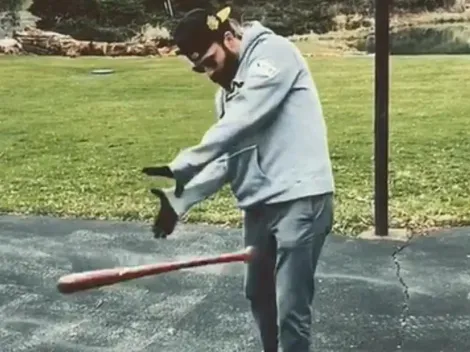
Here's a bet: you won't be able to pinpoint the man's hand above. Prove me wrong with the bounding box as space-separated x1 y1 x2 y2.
142 165 184 197
149 188 178 238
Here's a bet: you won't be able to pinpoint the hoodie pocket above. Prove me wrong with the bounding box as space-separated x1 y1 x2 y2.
226 145 269 202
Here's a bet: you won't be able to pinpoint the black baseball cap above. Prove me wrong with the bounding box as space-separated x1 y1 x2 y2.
173 7 232 70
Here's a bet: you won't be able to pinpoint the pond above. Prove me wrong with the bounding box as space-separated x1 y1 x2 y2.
357 23 470 54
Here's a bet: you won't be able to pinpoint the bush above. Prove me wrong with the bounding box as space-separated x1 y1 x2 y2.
330 0 460 15
28 0 159 41
27 0 337 39
27 0 466 41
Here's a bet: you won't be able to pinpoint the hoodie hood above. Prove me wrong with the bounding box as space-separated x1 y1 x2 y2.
238 21 275 64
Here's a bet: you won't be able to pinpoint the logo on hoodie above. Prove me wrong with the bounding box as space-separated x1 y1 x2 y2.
225 80 244 102
251 60 279 79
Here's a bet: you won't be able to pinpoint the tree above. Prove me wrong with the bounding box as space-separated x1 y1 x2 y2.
0 0 25 36
0 0 23 12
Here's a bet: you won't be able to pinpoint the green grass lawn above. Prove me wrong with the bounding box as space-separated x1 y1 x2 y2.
1 55 469 235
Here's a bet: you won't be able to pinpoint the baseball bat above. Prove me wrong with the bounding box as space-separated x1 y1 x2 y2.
57 246 255 294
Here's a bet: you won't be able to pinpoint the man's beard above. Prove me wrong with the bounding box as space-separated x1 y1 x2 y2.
210 46 239 90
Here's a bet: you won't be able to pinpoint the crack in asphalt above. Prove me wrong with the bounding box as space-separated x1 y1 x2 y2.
392 236 413 349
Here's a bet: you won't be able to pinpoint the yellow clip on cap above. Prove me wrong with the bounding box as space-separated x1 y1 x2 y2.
216 7 231 23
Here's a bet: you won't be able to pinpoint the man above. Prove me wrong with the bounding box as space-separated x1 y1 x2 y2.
142 7 335 352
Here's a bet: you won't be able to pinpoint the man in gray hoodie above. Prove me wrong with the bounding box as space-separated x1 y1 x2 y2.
142 6 335 352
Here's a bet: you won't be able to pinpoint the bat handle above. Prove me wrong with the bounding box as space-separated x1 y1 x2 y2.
244 246 255 261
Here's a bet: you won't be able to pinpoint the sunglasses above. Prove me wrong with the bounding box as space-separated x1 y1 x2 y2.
179 51 218 74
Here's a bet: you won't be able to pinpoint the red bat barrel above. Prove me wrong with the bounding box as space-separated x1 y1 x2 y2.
57 246 255 294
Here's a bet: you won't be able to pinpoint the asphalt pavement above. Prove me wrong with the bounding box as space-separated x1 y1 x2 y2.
0 215 469 352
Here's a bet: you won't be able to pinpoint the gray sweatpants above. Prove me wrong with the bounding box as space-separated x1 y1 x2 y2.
243 192 334 352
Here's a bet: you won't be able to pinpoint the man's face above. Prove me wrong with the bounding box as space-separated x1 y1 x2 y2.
191 35 239 89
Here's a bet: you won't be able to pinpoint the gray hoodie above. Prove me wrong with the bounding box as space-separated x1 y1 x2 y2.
166 21 334 215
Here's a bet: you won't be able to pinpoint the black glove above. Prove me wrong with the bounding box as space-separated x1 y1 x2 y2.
142 166 184 197
141 166 173 178
149 188 178 238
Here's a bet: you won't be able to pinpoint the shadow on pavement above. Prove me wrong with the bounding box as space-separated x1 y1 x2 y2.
0 215 469 352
